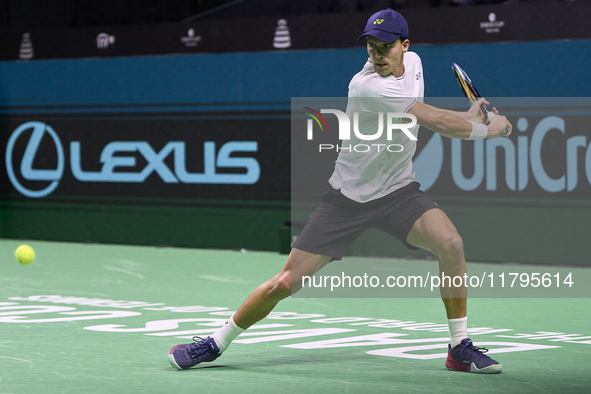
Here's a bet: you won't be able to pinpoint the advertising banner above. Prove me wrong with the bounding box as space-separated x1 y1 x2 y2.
1 111 290 202
292 97 591 204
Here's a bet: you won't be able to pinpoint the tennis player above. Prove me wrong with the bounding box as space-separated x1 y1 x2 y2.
169 8 512 374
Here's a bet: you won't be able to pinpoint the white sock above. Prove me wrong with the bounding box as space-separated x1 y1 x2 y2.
448 316 468 348
210 315 245 353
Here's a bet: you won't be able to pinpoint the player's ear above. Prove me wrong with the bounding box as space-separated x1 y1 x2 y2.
401 38 410 52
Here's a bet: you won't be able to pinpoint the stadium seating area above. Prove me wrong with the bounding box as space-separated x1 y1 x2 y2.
0 0 563 29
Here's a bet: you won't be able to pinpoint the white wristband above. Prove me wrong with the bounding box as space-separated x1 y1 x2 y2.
466 121 488 140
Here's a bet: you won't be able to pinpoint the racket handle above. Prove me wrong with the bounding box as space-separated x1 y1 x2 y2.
487 112 509 136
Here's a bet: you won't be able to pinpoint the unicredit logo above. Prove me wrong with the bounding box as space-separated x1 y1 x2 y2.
5 121 65 198
414 115 591 193
6 121 260 198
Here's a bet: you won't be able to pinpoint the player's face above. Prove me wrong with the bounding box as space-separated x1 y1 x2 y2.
367 36 409 77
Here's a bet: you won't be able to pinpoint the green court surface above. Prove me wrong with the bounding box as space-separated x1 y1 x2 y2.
1 239 590 394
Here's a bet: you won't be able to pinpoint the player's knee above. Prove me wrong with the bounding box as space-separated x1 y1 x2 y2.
439 233 464 257
267 272 292 300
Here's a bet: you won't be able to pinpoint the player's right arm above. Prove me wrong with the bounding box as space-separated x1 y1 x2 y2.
428 97 489 124
407 100 511 139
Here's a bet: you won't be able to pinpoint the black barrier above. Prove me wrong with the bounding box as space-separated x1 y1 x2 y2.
1 1 590 61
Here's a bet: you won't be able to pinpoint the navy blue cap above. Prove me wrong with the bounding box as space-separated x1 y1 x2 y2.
357 8 409 43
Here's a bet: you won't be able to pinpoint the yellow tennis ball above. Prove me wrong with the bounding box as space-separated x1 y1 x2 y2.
15 245 35 265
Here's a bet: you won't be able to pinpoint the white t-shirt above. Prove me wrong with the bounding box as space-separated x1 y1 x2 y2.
328 51 424 202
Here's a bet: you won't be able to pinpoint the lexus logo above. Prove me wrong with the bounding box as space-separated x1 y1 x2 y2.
5 122 65 198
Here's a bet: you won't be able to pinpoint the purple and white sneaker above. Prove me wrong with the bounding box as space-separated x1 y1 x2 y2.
445 338 502 373
168 336 221 370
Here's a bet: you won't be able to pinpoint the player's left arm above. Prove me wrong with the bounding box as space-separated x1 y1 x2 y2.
407 100 511 139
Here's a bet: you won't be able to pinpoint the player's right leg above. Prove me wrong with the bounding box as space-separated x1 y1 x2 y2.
168 248 331 370
168 186 360 369
232 248 331 328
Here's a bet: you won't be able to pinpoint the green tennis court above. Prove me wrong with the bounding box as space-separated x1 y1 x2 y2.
1 239 589 394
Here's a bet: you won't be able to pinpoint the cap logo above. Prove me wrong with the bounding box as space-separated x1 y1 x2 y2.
373 19 384 25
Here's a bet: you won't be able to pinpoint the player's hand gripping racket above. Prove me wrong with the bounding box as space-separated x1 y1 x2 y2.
451 62 508 136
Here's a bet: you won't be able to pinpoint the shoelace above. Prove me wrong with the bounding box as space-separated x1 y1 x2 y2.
187 336 213 359
460 341 490 360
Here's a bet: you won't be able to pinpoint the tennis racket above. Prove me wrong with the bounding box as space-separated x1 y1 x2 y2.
451 62 508 136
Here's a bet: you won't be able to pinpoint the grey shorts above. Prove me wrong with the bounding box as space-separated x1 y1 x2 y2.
291 181 440 260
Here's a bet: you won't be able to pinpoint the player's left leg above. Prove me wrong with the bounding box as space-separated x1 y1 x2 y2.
406 209 502 374
406 208 467 318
